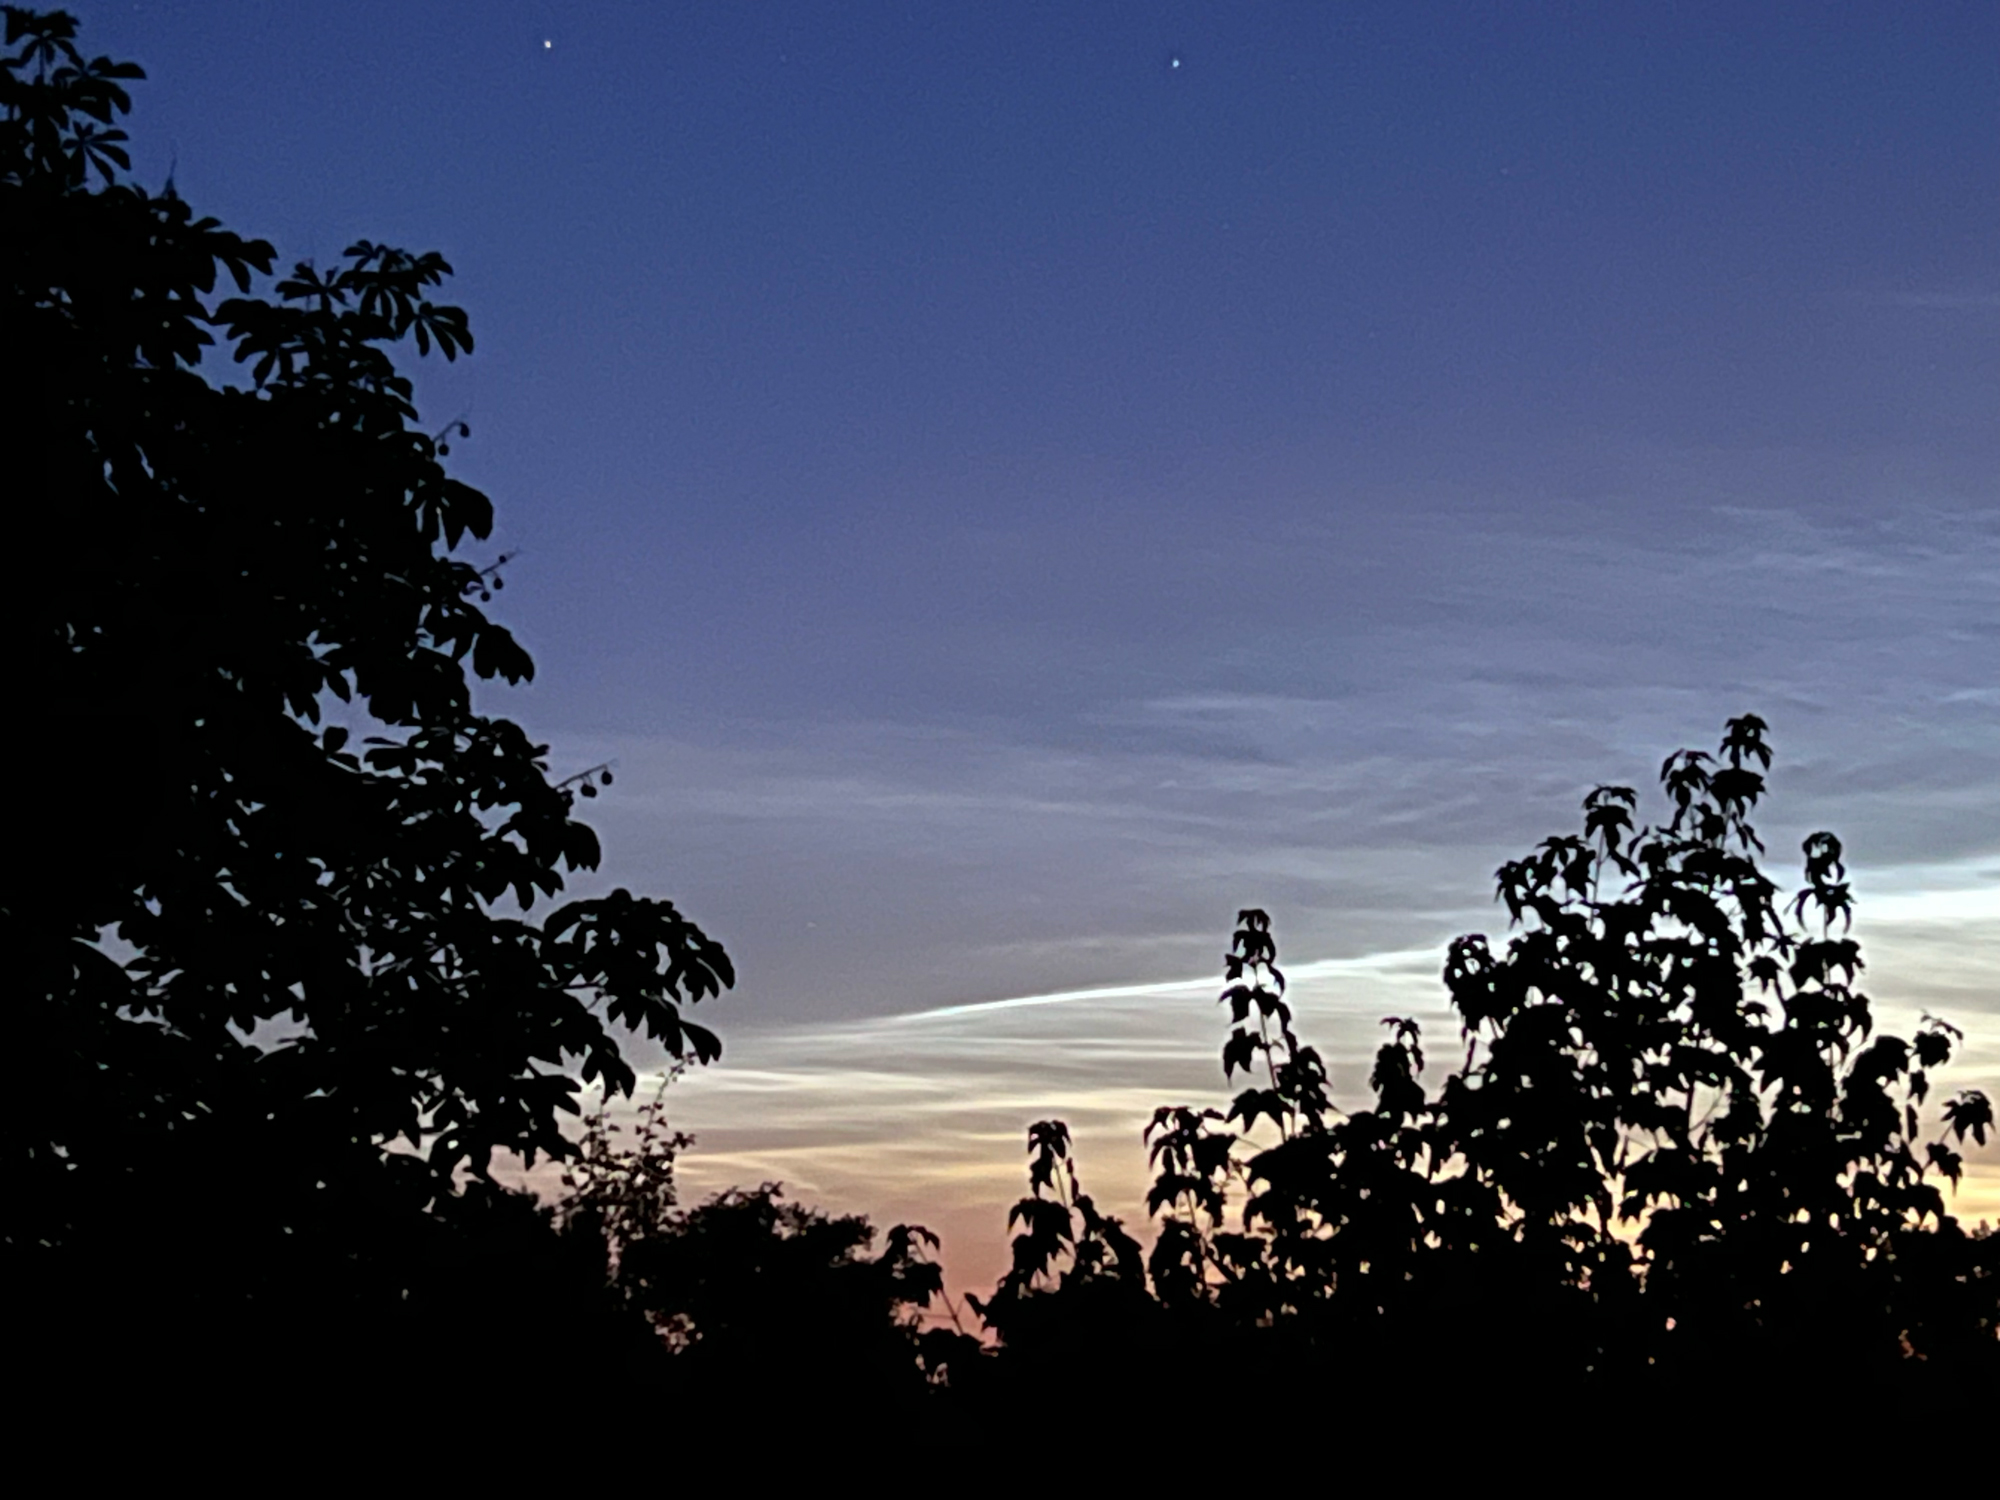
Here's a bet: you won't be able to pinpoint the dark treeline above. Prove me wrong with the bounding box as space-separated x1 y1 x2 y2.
7 9 1994 1453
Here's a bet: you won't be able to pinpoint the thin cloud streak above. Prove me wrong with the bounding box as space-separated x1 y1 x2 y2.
502 485 2000 1289
893 948 1443 1023
629 897 2000 1292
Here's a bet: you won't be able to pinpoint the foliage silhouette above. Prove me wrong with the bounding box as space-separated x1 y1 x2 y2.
973 716 1999 1424
967 1119 1148 1350
552 1084 951 1423
3 6 731 1407
12 8 1996 1444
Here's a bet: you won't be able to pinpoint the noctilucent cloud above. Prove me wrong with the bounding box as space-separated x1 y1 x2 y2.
80 1 1998 1285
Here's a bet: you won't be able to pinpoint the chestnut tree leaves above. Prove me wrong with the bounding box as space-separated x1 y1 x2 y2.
4 6 731 1275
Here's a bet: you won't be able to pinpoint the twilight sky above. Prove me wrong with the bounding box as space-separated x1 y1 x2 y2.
83 1 1998 1285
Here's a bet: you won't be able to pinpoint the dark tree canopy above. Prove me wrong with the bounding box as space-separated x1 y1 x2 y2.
2 6 730 1368
554 1086 949 1415
9 9 1995 1451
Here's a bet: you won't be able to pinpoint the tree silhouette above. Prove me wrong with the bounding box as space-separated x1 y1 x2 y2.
977 716 1999 1422
3 6 730 1404
13 9 1995 1442
546 1081 956 1433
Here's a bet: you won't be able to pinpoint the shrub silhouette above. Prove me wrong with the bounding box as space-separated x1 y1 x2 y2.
558 1086 947 1412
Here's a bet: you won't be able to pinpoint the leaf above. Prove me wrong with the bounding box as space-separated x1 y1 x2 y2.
1941 1091 1993 1147
1926 1141 1964 1187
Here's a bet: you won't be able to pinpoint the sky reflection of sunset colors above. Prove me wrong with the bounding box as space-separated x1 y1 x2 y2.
69 2 2000 1289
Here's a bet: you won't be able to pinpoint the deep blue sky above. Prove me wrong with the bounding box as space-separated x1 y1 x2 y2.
96 1 1993 732
71 2 2000 1255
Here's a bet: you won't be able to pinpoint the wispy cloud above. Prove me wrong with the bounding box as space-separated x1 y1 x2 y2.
636 948 1461 1289
605 895 2000 1294
565 499 1999 1016
511 497 2000 1286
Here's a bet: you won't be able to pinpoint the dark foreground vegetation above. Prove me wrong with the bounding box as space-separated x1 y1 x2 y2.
7 9 1994 1453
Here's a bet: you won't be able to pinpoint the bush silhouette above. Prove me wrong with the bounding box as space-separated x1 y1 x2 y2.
553 1079 950 1420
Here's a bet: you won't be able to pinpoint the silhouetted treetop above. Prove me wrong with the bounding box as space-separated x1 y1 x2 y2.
4 6 730 1295
978 716 1998 1412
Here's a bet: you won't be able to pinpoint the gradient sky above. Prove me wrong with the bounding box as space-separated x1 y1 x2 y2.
78 1 1999 1287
